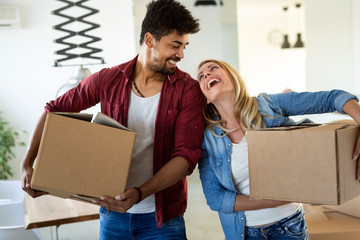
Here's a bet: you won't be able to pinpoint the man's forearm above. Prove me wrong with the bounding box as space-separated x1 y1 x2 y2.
139 156 190 201
21 111 47 168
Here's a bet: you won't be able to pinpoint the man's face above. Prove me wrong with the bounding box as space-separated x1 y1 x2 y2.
148 31 189 75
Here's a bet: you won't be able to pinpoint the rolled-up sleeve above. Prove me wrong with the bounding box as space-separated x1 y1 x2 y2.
45 71 102 113
198 142 237 213
170 82 205 172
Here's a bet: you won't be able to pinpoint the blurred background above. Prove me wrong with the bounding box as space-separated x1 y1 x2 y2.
1 0 359 239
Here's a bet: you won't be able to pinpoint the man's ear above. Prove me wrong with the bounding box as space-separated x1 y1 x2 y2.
144 32 154 48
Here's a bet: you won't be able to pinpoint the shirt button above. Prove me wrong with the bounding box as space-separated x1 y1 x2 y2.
241 234 243 237
168 110 171 114
241 217 244 220
194 125 198 130
227 159 230 162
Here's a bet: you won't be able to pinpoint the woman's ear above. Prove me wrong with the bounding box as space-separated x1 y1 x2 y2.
207 99 211 104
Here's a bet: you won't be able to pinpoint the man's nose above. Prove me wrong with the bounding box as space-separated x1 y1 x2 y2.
176 48 184 59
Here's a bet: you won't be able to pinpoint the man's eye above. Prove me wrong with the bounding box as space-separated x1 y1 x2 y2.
198 75 203 81
172 45 180 49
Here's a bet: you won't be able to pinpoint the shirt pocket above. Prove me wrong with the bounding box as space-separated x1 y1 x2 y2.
208 155 223 168
166 109 179 128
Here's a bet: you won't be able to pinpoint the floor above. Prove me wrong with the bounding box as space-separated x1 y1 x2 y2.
38 170 224 240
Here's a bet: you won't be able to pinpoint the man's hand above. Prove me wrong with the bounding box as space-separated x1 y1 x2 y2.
93 188 140 213
21 163 47 198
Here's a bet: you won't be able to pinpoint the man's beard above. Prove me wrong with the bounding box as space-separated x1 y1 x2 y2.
149 57 180 75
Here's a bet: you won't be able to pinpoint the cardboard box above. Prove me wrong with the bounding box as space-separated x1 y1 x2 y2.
304 204 360 240
31 112 136 203
324 195 360 219
248 120 360 205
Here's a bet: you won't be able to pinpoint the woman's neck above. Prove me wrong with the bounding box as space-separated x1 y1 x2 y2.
212 98 246 143
213 98 238 129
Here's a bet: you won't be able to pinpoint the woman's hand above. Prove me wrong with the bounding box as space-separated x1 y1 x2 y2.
353 134 360 181
342 99 360 181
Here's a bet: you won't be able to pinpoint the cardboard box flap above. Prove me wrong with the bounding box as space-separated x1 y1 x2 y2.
252 123 320 131
253 121 356 133
324 195 360 219
92 112 130 131
29 185 100 203
54 112 93 122
329 119 358 125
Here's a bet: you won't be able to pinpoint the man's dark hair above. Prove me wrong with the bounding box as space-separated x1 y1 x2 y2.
139 0 200 45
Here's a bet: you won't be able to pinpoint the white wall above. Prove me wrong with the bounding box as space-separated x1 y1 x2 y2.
236 0 360 96
305 0 357 93
236 1 306 96
354 0 360 93
0 0 136 180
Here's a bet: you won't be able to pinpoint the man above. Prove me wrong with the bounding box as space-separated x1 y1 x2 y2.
21 0 205 239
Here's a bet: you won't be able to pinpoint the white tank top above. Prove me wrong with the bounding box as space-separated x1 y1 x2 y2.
231 135 299 226
126 90 160 213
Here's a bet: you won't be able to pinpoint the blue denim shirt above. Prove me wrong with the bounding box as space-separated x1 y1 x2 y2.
198 90 358 240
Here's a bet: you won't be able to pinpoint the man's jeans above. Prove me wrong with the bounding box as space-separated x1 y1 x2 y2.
99 206 187 240
245 208 308 240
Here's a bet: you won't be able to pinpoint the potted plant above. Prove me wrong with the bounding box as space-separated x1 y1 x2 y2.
0 111 25 180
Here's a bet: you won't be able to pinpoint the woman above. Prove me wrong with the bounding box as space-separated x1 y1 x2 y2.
197 59 360 240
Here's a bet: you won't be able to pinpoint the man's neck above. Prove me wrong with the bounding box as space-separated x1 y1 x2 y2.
136 51 165 85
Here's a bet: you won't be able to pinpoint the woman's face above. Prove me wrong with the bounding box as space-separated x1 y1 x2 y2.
197 62 234 103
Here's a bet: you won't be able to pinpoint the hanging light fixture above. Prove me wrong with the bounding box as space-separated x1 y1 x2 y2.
293 3 305 48
56 65 91 98
281 6 291 49
194 0 217 6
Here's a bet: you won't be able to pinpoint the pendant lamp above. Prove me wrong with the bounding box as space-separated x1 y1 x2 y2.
56 65 91 98
293 3 305 48
281 7 290 49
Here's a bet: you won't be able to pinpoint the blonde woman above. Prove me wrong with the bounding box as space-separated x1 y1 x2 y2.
197 59 360 240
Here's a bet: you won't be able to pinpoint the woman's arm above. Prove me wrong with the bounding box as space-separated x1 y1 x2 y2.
265 90 358 117
198 147 237 213
233 195 291 211
199 144 291 213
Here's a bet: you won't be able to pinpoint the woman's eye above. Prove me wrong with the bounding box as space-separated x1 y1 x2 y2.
210 66 218 71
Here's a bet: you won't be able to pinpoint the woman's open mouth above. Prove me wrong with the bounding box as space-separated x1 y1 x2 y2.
208 79 220 90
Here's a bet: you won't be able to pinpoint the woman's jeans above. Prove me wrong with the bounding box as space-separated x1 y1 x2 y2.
245 208 308 240
99 206 187 240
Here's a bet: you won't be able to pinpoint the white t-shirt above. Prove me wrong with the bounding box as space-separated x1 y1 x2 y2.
126 90 160 213
231 135 299 226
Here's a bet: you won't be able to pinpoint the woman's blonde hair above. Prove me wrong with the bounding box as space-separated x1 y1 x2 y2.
198 59 265 134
